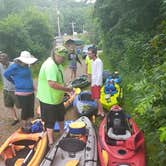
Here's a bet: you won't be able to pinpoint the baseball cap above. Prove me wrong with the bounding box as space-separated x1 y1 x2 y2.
54 46 68 57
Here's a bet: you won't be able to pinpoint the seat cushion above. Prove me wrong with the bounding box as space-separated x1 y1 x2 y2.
107 128 131 140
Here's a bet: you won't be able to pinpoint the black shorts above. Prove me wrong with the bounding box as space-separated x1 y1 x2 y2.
17 94 34 120
39 101 65 129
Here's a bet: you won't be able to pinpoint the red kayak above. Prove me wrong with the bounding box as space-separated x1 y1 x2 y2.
98 105 146 166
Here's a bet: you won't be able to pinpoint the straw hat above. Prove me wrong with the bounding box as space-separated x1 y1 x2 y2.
15 51 38 65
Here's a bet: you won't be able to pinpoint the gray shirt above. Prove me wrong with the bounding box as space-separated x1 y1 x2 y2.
0 62 15 91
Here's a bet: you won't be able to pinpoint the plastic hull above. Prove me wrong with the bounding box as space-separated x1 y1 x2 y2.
100 83 123 111
40 116 97 166
73 91 97 116
98 117 146 166
0 120 47 166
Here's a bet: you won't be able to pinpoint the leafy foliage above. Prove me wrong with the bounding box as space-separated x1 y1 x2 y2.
94 0 166 165
0 8 53 59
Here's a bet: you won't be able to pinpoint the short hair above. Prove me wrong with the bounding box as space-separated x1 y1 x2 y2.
88 45 97 56
0 53 8 59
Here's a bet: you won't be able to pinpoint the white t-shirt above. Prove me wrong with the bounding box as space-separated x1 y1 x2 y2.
91 58 103 86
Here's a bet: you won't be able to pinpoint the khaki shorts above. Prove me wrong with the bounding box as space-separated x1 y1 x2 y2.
3 90 20 108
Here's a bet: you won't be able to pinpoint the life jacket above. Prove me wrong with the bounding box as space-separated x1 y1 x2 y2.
104 82 117 95
31 120 43 133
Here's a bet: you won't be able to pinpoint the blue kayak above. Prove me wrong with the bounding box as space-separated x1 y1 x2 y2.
73 91 97 116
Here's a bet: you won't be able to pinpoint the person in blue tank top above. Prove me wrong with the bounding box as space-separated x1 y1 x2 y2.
4 51 38 131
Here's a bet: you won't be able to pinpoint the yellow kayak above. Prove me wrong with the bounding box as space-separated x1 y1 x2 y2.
100 83 122 110
0 120 47 166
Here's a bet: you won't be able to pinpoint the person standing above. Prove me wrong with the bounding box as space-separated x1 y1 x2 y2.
0 52 20 126
4 51 38 129
37 46 73 146
87 46 104 117
85 53 93 82
68 48 82 80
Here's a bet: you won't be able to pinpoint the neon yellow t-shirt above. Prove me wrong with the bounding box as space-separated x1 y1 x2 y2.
85 55 92 74
37 57 64 105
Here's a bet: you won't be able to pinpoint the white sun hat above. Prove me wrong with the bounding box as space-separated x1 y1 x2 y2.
15 51 38 65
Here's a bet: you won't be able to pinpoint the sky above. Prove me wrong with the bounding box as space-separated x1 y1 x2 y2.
75 0 96 3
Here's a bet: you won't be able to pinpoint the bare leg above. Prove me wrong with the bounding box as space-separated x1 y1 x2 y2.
21 119 27 128
47 128 54 145
73 69 77 79
58 121 64 135
70 69 74 80
96 99 104 115
8 107 18 120
88 74 91 82
27 117 33 124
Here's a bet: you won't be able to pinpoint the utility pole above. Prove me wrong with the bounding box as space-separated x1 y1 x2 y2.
70 21 76 38
57 9 61 37
82 24 84 33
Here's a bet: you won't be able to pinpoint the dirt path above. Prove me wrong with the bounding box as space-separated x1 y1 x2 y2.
0 60 86 164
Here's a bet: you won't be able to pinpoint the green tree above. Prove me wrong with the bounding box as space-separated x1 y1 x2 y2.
22 7 54 59
0 7 54 59
0 14 31 59
94 0 166 165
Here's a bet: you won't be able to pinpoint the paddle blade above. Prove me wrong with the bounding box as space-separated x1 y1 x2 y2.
102 150 109 166
65 159 79 166
74 88 81 95
14 158 24 166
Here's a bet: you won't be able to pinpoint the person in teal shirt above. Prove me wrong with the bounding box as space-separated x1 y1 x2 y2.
37 46 73 146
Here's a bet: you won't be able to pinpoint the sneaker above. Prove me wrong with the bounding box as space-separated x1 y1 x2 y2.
11 119 19 126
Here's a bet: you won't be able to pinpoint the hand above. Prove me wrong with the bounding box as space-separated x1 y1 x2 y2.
67 87 73 93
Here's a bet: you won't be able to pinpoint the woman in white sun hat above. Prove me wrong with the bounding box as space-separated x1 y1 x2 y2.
4 51 38 131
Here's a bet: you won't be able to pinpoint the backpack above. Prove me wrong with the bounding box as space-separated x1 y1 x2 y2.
31 120 43 133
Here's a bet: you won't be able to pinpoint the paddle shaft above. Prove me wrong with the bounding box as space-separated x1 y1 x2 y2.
21 136 42 166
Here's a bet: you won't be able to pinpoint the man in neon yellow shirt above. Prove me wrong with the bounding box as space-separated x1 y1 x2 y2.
85 54 93 82
37 46 73 145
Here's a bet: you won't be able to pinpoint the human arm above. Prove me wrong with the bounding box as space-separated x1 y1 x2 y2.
76 54 82 65
3 64 15 84
48 80 73 92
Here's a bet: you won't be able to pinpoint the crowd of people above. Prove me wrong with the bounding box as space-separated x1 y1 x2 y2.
0 44 105 146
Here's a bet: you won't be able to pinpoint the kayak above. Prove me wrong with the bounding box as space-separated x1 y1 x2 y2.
100 83 122 110
98 106 146 166
73 91 97 116
70 75 90 88
54 120 73 131
0 119 47 166
40 116 97 166
63 91 76 109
